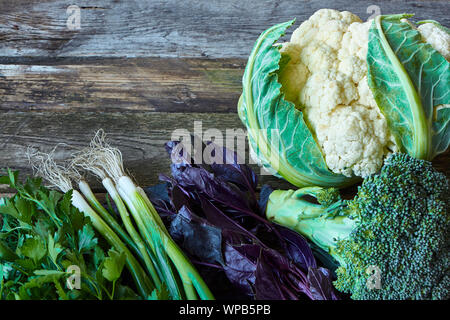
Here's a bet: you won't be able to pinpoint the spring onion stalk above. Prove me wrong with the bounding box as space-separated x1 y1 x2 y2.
137 186 168 235
71 145 179 297
27 150 154 298
118 176 214 300
74 130 214 300
102 177 162 290
125 185 197 300
116 183 184 300
78 179 143 261
71 190 154 297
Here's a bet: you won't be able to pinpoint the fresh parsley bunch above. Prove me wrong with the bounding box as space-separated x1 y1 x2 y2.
0 170 138 300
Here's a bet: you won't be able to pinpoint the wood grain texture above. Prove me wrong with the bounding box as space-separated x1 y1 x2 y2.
0 0 449 59
0 58 244 113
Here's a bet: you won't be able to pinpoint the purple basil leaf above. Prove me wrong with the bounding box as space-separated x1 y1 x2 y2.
220 230 242 246
172 165 254 216
143 183 173 215
144 182 170 203
169 206 224 265
170 186 194 212
153 140 336 300
199 195 259 242
307 267 339 300
232 243 262 261
165 144 264 226
206 142 258 192
158 173 178 188
165 136 210 170
143 182 176 219
255 250 286 300
164 140 179 156
275 225 317 271
223 244 258 296
256 246 318 300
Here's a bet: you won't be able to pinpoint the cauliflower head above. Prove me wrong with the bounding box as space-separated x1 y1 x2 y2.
278 9 449 178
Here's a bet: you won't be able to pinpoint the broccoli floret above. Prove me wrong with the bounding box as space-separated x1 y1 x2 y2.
266 153 449 300
315 187 341 206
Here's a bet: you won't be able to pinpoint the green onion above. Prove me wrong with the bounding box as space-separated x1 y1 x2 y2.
102 177 162 290
71 189 153 297
68 129 214 300
78 180 143 261
117 176 214 300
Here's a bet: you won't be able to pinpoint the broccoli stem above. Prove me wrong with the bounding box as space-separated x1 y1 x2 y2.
266 188 356 266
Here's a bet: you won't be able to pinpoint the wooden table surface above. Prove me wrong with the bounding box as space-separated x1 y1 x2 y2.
1 0 449 195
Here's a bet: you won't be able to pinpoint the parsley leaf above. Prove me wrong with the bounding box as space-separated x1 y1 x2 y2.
102 249 126 282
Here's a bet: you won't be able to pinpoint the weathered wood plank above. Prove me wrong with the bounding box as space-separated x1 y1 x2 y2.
0 58 244 113
1 0 449 59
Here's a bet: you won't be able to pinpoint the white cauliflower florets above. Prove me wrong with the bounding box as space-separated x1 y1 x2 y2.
280 9 394 177
418 23 450 60
320 104 390 177
278 9 449 178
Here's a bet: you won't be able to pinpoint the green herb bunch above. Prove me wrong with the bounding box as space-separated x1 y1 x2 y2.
0 170 137 300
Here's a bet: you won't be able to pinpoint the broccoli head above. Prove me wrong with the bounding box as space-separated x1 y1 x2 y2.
266 153 449 300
